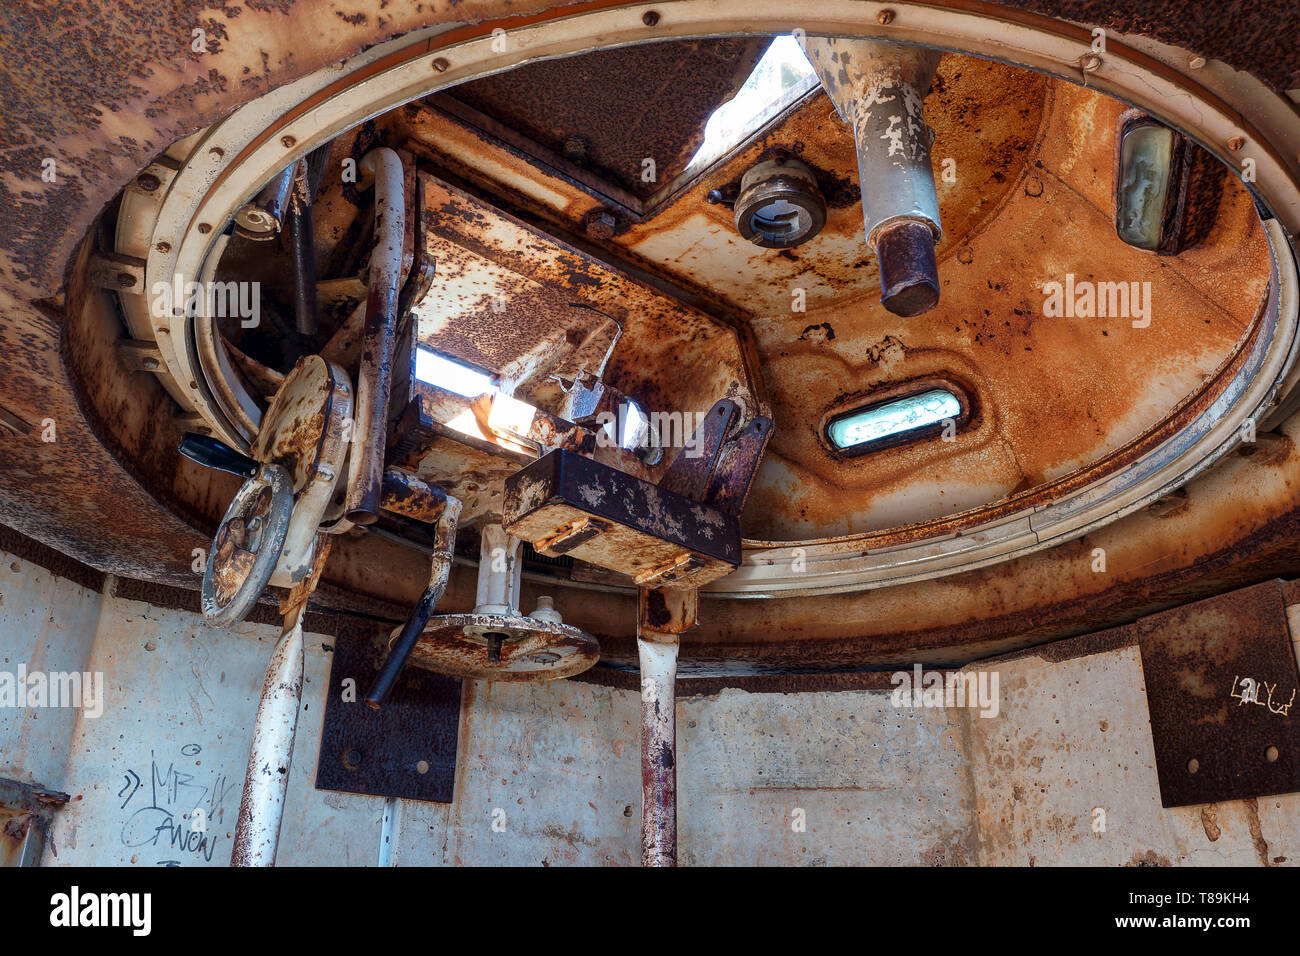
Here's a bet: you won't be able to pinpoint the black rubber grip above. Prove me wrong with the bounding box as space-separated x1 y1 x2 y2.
177 433 260 479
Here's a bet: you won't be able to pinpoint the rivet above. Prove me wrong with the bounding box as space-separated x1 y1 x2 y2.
1227 135 1245 152
956 247 974 265
280 135 296 148
155 241 171 253
642 10 660 26
136 173 161 192
1188 55 1206 69
116 272 135 289
877 9 894 25
208 146 225 159
431 57 450 73
1024 176 1044 197
197 223 212 234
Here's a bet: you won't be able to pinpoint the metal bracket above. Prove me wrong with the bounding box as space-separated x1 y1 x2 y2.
1139 579 1300 807
89 252 147 294
316 628 462 803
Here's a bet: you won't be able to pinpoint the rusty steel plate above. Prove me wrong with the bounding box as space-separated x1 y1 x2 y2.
408 613 599 682
504 449 740 588
1138 580 1300 808
316 629 461 803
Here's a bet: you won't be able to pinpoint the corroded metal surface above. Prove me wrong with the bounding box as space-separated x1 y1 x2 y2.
316 628 462 802
231 604 307 867
504 449 741 587
202 462 293 625
410 173 763 428
345 148 407 525
1138 580 1300 807
2 0 1299 682
408 612 599 681
0 778 69 868
638 632 680 866
447 37 771 200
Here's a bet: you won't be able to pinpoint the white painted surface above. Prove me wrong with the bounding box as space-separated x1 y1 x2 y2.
1 544 1296 866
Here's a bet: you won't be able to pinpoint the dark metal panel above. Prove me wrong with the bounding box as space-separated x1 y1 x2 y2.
1138 580 1300 808
315 628 461 803
445 37 773 200
504 449 742 587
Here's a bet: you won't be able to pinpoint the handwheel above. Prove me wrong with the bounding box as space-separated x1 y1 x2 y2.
202 463 293 625
180 434 295 626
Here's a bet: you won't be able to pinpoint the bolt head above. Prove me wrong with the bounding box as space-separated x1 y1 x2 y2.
585 209 617 239
136 173 161 192
562 135 588 161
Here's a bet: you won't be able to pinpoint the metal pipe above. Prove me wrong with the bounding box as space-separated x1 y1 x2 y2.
344 147 407 525
231 605 306 866
638 632 679 867
800 37 943 316
233 164 295 240
286 159 318 337
636 587 696 867
364 492 461 708
474 523 522 616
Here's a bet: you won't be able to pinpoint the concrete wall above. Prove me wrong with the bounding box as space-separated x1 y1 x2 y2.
0 543 1295 866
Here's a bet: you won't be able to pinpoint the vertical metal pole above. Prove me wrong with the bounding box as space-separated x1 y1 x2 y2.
638 631 679 867
799 37 944 316
286 159 318 338
231 538 331 867
232 605 305 867
636 587 697 867
344 147 406 525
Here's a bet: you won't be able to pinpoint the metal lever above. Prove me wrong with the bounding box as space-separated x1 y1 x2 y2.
178 432 259 479
364 484 462 708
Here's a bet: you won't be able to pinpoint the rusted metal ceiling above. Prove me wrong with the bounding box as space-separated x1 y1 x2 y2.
411 56 1271 545
4 0 1300 679
444 37 772 201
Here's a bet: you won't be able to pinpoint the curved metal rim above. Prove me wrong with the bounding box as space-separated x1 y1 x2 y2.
201 462 294 626
116 1 1300 598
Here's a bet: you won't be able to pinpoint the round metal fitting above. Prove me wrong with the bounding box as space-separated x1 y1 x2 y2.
732 158 826 248
201 462 293 626
403 612 599 681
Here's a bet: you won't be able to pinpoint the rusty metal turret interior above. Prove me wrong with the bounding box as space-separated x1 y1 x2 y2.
2 0 1300 875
